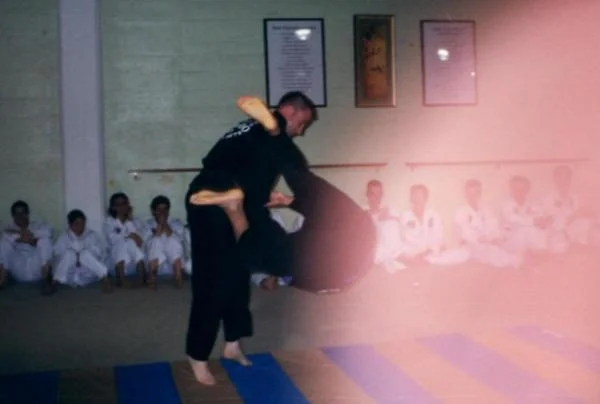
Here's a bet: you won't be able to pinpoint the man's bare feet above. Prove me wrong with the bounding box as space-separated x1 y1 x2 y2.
236 96 279 134
189 188 244 208
188 356 216 386
223 341 252 366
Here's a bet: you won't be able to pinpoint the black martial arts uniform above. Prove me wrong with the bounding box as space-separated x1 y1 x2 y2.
185 113 296 361
255 136 377 293
277 169 376 293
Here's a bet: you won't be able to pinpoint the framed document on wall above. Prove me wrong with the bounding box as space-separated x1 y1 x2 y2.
354 15 396 108
263 18 327 107
420 20 477 106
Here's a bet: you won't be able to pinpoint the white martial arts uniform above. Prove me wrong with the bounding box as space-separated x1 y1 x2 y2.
501 199 548 254
454 204 522 268
0 221 53 282
183 225 192 275
364 206 406 272
399 209 470 266
104 216 146 276
144 217 186 276
251 211 301 287
53 229 109 287
541 192 600 248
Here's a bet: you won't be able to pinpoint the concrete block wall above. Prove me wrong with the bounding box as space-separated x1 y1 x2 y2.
1 0 598 236
101 0 600 237
0 0 62 228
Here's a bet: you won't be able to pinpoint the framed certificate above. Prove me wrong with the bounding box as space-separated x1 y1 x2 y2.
354 15 396 107
263 18 327 107
421 20 477 106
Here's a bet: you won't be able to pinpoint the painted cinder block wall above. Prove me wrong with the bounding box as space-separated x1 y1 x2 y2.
1 0 598 236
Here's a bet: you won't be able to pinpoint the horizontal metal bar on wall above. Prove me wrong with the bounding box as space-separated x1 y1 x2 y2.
128 162 388 176
405 158 589 171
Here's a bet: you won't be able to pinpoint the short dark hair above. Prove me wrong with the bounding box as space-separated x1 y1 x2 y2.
277 91 318 121
11 200 29 216
108 192 129 218
151 195 170 211
67 209 86 224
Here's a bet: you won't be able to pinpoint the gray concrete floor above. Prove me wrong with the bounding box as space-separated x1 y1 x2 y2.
1 248 599 376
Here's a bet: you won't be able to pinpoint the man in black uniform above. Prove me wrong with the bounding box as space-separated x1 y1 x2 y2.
192 97 376 294
185 92 317 385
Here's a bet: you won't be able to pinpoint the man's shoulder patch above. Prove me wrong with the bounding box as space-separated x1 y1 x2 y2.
222 119 258 140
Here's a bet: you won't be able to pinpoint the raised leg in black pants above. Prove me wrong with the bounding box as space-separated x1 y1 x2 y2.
185 188 253 385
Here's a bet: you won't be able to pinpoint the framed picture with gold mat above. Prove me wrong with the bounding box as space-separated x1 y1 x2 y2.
353 15 396 108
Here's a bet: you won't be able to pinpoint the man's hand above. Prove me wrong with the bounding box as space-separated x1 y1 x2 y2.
265 192 294 208
128 233 143 247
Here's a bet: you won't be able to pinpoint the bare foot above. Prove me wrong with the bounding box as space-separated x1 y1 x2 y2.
189 188 244 208
223 341 252 366
236 96 279 134
188 357 216 386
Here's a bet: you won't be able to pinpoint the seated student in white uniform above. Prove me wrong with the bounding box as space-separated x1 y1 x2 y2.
501 176 551 256
398 185 470 267
454 179 522 269
0 200 55 294
543 165 600 248
250 209 302 291
144 195 186 289
104 192 146 288
364 179 405 273
53 209 112 292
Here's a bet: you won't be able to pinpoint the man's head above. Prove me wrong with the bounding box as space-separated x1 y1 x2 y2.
11 200 30 228
108 192 130 218
150 195 171 221
67 209 87 236
410 184 429 210
276 91 317 137
464 179 482 205
366 180 383 210
553 165 572 193
510 176 531 203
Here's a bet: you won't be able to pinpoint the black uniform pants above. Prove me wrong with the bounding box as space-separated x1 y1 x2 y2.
185 172 255 362
263 169 377 293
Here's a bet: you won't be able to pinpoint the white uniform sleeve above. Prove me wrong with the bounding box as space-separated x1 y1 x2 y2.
143 219 156 243
53 232 70 257
170 218 186 239
32 221 53 240
104 217 124 246
85 230 105 259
